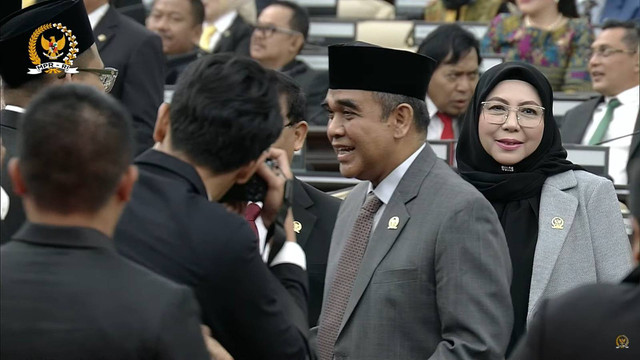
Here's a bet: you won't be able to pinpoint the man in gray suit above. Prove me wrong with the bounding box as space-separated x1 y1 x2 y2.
560 20 639 185
314 42 513 360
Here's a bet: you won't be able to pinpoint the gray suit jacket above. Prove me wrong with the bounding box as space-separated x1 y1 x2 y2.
318 145 513 360
527 170 633 323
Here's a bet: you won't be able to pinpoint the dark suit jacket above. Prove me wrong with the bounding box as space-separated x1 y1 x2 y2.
212 14 252 56
292 178 340 327
94 7 165 155
282 59 329 126
1 222 209 360
165 48 205 85
560 95 640 169
1 109 25 244
510 266 640 359
114 150 310 360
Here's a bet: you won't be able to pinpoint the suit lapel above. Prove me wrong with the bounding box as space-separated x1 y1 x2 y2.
93 7 119 52
573 97 602 143
527 171 578 321
212 16 238 53
292 180 316 249
338 146 435 334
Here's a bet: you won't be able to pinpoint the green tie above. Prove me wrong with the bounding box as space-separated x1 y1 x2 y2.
588 98 621 145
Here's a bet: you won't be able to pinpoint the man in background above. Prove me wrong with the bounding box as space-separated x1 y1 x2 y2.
1 84 209 359
417 23 480 141
199 0 253 55
84 0 165 155
146 0 205 84
251 1 328 125
561 20 639 185
0 0 114 243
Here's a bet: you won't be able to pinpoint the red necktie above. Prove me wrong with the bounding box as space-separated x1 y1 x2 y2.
437 112 454 140
244 203 261 239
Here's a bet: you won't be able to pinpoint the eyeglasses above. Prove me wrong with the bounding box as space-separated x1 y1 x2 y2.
481 101 545 128
586 47 638 60
76 67 118 93
253 24 301 38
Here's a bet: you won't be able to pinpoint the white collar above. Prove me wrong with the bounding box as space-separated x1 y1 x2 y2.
425 96 438 117
4 105 25 113
368 143 426 205
605 85 639 106
88 3 110 29
207 11 238 33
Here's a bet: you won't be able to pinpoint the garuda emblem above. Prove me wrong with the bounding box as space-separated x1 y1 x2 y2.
41 34 66 60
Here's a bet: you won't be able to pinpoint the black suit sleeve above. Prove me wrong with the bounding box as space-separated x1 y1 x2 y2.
202 220 309 360
120 32 165 155
509 300 547 360
156 287 210 360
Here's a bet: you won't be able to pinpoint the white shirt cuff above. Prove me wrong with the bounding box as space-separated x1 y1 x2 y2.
264 242 306 270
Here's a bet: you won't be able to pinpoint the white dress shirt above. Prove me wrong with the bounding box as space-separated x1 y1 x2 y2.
201 11 238 52
581 85 639 184
88 3 110 29
252 202 307 270
368 143 426 229
1 186 8 221
425 97 459 141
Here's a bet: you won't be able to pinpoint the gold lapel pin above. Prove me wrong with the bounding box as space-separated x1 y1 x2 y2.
293 221 302 234
387 216 399 230
97 34 107 42
223 30 231 37
551 217 564 230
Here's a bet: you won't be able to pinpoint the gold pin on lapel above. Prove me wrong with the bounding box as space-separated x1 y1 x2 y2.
551 217 564 230
223 30 231 37
387 216 399 230
293 221 302 234
97 34 107 42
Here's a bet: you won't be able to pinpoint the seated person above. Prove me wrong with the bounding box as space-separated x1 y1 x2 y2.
199 0 252 55
250 1 329 125
424 0 509 22
146 0 206 84
481 0 593 92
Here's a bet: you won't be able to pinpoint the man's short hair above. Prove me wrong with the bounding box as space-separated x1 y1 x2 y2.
170 54 282 173
273 71 306 124
417 24 481 66
272 1 309 40
18 83 134 214
372 92 430 133
188 0 205 25
602 20 640 50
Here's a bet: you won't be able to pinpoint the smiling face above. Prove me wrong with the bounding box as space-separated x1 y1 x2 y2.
478 80 545 166
589 27 640 97
324 89 398 185
146 0 202 55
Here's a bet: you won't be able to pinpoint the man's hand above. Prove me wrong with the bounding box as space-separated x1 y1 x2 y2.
201 325 234 360
257 147 292 229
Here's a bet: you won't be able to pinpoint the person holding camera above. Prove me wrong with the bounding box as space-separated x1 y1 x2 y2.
114 54 311 360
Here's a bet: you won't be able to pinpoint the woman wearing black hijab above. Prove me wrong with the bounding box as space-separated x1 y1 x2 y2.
456 62 633 354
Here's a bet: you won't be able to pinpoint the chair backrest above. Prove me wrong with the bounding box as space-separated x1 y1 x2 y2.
356 20 416 50
337 0 395 19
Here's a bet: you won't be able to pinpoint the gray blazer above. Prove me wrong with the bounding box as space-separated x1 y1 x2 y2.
317 146 513 360
527 170 633 323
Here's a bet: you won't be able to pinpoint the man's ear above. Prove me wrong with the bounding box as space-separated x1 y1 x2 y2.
153 103 171 143
290 34 304 54
235 151 270 184
391 103 414 139
293 121 308 152
115 165 139 203
8 158 27 196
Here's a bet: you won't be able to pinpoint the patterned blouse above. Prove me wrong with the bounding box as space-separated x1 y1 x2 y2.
481 14 594 92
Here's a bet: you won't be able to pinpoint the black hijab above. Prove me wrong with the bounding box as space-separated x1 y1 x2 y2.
456 62 582 354
456 62 581 201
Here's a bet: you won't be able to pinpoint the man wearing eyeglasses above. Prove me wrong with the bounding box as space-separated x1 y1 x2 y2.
560 19 639 185
250 1 329 125
0 0 118 244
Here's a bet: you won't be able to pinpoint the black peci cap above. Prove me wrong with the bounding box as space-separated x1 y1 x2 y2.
0 0 95 88
328 42 436 100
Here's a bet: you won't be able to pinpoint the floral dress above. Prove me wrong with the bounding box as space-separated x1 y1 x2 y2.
481 14 594 92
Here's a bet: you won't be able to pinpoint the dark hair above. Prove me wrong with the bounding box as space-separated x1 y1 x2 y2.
417 24 481 66
602 20 640 50
170 54 282 173
18 83 134 214
372 92 430 133
557 0 579 18
273 71 306 124
189 0 205 25
271 1 309 40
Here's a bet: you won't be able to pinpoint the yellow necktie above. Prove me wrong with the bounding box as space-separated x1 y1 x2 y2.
199 24 217 52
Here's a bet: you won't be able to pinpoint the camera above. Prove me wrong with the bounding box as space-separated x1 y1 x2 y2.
219 159 276 203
